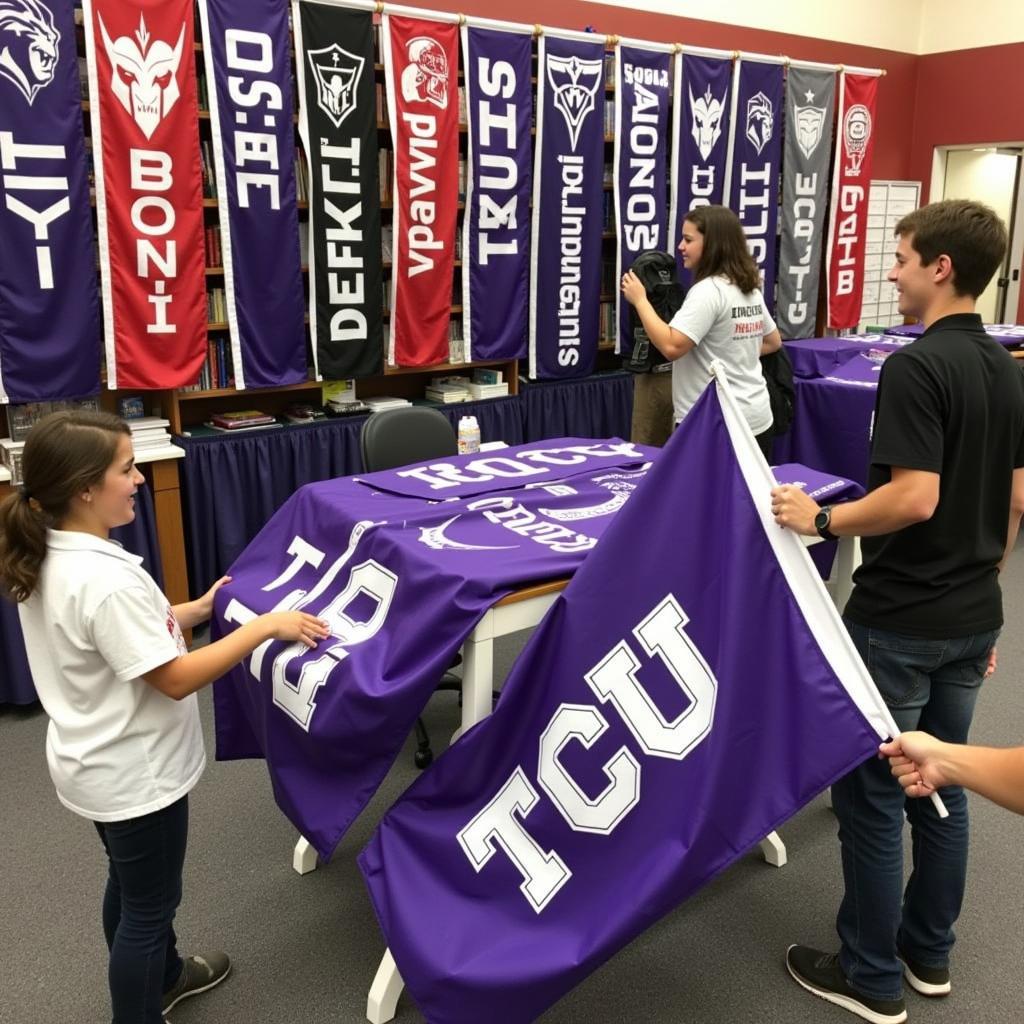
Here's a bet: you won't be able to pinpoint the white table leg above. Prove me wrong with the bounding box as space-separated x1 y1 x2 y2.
759 830 787 867
292 835 318 875
366 948 404 1024
451 613 495 746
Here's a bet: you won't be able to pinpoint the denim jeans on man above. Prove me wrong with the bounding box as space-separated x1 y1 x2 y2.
94 795 188 1024
832 619 998 1001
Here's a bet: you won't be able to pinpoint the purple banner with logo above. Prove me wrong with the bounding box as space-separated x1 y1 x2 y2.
726 59 784 313
528 34 606 380
197 0 306 389
670 54 732 285
614 46 671 353
0 0 100 402
358 381 894 1024
461 26 532 362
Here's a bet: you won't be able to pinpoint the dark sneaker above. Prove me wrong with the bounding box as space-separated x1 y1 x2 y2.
898 946 951 997
786 945 907 1024
162 951 231 1013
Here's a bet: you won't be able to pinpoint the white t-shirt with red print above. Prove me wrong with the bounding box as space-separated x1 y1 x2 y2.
19 530 204 821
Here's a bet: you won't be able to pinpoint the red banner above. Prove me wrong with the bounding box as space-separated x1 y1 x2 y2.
84 0 206 388
383 15 459 367
826 73 879 329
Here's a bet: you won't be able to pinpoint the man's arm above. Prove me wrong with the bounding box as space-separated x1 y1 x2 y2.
772 466 939 537
881 733 1024 815
998 466 1024 572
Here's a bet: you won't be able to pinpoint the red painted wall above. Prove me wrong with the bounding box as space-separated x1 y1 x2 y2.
402 0 919 179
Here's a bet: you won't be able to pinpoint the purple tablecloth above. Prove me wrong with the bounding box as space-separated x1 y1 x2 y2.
784 336 902 379
884 322 1024 348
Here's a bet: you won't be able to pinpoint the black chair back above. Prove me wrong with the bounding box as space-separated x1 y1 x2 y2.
359 406 458 472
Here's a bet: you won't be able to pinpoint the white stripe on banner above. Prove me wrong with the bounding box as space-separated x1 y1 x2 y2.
460 22 474 360
527 34 545 379
613 46 624 355
667 52 683 267
722 56 742 204
196 0 244 388
381 13 399 367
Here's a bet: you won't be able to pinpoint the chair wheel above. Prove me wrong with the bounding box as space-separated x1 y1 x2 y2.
414 748 434 770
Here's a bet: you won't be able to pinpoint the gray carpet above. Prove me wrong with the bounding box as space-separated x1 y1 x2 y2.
3 549 1023 1024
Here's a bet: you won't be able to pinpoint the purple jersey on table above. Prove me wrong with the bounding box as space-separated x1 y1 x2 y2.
823 352 887 388
359 378 896 1024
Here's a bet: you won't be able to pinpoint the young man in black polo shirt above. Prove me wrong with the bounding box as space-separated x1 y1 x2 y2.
771 199 1024 1024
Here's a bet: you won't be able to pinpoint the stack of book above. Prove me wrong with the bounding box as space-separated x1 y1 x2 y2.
425 376 471 403
363 396 411 414
0 438 25 485
127 417 173 453
468 368 509 400
204 409 281 433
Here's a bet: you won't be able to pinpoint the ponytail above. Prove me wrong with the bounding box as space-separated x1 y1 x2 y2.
0 411 129 602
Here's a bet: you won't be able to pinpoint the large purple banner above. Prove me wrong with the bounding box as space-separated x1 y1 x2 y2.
669 53 732 285
528 34 605 379
0 0 100 402
359 379 895 1024
726 59 784 313
461 25 532 362
198 0 306 389
614 45 671 353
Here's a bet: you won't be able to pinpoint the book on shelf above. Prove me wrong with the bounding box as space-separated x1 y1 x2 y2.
7 397 100 441
471 367 503 385
468 382 509 399
363 396 411 413
323 378 357 406
425 383 471 403
323 400 371 418
201 421 283 434
0 438 26 485
209 409 276 429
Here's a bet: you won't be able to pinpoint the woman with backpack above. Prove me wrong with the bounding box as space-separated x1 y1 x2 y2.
622 204 783 456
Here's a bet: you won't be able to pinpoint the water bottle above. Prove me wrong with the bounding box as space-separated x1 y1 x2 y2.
458 415 480 455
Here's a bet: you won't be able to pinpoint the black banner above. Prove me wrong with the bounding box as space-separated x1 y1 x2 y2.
295 0 383 379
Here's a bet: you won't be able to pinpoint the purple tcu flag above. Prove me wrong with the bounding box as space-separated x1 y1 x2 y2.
461 25 532 362
725 58 784 313
670 53 732 285
0 0 100 402
359 370 900 1024
614 45 671 353
528 34 606 379
197 0 307 389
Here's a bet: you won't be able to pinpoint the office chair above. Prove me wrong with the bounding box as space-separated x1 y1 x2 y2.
360 407 496 768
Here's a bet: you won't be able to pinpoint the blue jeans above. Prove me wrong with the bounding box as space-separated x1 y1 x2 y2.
94 796 188 1024
833 619 997 1000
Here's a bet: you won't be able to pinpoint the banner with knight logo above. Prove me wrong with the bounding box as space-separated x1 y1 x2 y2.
669 53 732 285
776 66 836 339
529 34 606 379
725 58 784 313
82 0 207 389
383 13 459 367
0 0 100 403
614 45 671 354
827 72 880 329
461 25 532 363
294 0 383 379
196 0 307 389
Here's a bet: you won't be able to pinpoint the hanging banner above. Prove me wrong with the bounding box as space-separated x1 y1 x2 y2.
725 58 784 313
383 14 459 367
776 66 836 339
461 25 532 362
669 53 732 285
294 0 383 380
197 0 306 389
529 34 606 379
827 73 879 329
0 0 100 402
359 379 896 1024
614 45 671 353
82 0 207 389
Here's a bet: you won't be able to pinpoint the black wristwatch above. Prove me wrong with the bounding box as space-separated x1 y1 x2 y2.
814 505 838 541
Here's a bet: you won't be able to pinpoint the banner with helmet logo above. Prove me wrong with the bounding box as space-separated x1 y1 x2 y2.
0 0 100 402
827 72 879 329
196 0 307 389
724 58 784 314
82 0 207 389
383 14 459 367
529 33 606 380
294 0 383 379
776 66 836 339
668 53 732 287
613 45 671 354
461 24 533 363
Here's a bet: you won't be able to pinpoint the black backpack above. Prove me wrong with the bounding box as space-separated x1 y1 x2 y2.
622 251 687 374
760 346 795 437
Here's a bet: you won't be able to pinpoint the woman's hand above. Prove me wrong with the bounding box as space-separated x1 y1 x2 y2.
261 611 332 649
195 575 232 621
621 270 648 307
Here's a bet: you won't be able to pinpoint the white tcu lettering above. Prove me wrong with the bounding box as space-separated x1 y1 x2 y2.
459 594 719 912
475 57 520 266
557 155 586 367
834 184 865 295
404 113 442 277
785 172 818 325
1 132 71 290
129 149 176 334
622 82 663 253
738 163 773 278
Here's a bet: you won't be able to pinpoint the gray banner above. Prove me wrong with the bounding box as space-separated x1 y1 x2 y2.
776 67 835 339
